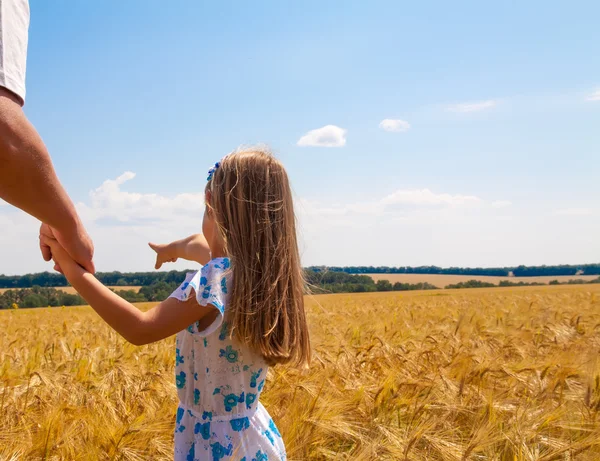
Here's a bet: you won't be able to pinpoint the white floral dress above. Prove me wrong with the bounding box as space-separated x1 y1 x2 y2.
168 257 286 461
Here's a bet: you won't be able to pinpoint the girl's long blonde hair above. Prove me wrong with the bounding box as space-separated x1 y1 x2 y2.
207 147 310 367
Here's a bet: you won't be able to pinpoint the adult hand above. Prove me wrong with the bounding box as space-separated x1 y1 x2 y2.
40 222 95 274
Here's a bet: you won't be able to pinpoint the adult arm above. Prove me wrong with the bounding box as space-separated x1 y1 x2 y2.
0 88 94 272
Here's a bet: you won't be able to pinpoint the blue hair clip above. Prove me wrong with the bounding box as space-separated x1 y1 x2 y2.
207 162 220 182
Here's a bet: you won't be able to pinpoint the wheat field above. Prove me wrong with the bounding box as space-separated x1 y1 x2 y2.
1 285 600 460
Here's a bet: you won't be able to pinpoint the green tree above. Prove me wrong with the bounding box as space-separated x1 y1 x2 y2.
376 280 393 291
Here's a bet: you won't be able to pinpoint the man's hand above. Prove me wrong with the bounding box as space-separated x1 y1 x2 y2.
40 223 95 274
148 242 178 269
39 231 82 277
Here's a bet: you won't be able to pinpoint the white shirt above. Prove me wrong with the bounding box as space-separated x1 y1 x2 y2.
0 0 29 103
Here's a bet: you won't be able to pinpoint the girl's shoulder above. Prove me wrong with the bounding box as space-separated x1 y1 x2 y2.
173 258 231 305
169 258 232 336
199 257 231 289
202 256 231 275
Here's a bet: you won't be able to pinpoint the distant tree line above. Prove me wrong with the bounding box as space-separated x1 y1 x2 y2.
2 274 599 309
304 270 440 294
0 286 85 309
0 270 191 289
0 282 180 309
1 263 599 290
446 277 600 290
307 263 600 277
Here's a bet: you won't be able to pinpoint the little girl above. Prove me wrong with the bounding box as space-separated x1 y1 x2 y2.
41 148 311 461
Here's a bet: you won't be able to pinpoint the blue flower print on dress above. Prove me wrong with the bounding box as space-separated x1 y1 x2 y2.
203 338 208 348
194 388 200 405
258 379 265 392
221 277 227 294
252 450 268 461
210 441 232 461
186 444 195 461
268 419 281 438
176 407 184 426
230 416 250 432
181 281 189 292
202 411 213 421
195 421 211 440
220 345 239 363
246 393 256 410
200 276 208 286
176 371 187 389
250 369 263 388
202 285 212 299
263 429 275 445
219 321 229 340
224 393 239 411
176 348 185 365
222 258 231 269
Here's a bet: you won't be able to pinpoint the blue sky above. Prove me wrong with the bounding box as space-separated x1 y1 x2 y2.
0 0 599 274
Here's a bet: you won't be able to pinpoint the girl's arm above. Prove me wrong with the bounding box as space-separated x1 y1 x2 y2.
42 235 217 345
149 234 211 268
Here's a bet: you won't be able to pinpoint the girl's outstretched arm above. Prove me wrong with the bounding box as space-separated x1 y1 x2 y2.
41 235 217 345
148 234 211 268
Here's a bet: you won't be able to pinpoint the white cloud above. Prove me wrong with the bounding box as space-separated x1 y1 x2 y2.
492 200 512 208
586 89 600 101
446 100 497 113
297 125 347 147
298 189 483 222
382 189 482 207
379 119 411 132
78 172 204 224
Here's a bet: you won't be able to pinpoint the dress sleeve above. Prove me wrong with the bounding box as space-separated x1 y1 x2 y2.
168 264 228 337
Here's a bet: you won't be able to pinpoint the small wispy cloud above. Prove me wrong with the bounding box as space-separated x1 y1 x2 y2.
492 200 512 208
382 189 482 207
554 208 594 216
586 89 600 101
297 125 347 147
379 119 411 132
446 100 497 113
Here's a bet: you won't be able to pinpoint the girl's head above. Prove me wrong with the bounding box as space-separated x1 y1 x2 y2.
203 147 310 367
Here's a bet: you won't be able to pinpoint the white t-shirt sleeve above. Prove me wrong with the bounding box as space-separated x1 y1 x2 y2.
0 0 29 103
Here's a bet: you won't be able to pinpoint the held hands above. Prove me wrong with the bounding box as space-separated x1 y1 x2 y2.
39 231 82 276
39 223 95 274
148 242 178 269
